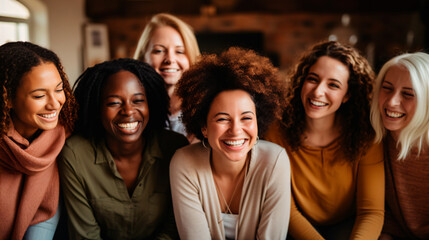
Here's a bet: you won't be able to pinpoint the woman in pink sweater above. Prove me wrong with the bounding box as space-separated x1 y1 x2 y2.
371 52 429 240
0 42 76 240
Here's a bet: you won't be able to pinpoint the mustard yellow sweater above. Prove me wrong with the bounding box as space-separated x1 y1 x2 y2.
266 122 384 240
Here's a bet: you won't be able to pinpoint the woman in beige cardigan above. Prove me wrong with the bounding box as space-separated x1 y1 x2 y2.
170 47 291 240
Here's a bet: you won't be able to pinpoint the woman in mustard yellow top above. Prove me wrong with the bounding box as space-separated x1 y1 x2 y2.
266 41 384 240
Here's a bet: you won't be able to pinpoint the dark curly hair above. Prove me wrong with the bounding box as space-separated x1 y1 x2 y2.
282 41 375 161
0 41 77 137
176 47 286 141
73 58 170 140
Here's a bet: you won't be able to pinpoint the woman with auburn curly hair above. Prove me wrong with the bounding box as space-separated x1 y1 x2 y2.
0 41 76 240
371 52 429 240
134 13 200 142
266 41 384 240
170 47 291 240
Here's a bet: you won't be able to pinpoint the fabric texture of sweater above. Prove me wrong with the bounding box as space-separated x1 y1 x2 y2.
170 140 291 240
382 133 429 239
266 122 384 240
0 124 65 240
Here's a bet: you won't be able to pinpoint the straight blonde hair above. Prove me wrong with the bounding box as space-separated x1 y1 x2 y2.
371 52 429 159
133 13 200 65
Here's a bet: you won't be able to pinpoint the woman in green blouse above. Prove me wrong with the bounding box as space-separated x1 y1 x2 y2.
59 58 188 239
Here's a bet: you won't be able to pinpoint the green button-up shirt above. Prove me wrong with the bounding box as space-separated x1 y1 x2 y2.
59 130 188 240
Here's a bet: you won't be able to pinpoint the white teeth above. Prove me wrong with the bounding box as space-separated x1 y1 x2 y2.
224 139 245 147
117 122 138 129
161 69 178 73
310 99 328 106
40 112 57 118
386 110 404 118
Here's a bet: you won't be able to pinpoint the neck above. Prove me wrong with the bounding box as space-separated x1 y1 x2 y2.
166 84 181 116
303 114 341 147
211 152 248 180
106 137 145 161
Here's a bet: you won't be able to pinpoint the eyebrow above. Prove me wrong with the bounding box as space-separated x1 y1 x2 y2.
214 111 255 117
29 81 63 93
383 81 414 91
105 93 145 98
307 73 343 85
153 44 184 48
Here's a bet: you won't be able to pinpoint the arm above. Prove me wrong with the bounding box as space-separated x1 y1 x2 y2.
350 142 385 240
169 150 212 240
288 197 325 240
257 149 291 240
58 145 102 240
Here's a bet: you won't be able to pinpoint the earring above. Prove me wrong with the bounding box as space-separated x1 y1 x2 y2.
202 138 209 149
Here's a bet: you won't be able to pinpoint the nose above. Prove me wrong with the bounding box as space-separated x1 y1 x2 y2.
163 50 176 64
229 120 243 135
387 91 401 107
313 82 326 97
120 102 135 116
46 93 61 110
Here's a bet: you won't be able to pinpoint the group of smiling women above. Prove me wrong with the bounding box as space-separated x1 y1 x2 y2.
0 12 428 240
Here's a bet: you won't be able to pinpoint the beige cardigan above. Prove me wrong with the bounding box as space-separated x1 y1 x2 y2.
170 140 291 240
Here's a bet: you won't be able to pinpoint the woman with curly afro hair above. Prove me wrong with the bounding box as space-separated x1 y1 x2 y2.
59 58 188 239
0 41 77 239
266 41 384 239
170 47 291 239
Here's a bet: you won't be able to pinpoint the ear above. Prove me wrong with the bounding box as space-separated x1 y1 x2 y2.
201 127 207 138
342 93 350 103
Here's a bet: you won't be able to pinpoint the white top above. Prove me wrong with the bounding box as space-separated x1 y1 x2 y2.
222 213 238 239
170 140 291 240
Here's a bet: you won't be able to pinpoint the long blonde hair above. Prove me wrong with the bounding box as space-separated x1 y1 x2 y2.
371 52 429 160
133 13 200 65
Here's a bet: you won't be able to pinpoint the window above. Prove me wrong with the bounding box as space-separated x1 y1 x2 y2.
0 0 30 45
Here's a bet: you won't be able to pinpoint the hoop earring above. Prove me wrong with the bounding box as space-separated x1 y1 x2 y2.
202 138 209 149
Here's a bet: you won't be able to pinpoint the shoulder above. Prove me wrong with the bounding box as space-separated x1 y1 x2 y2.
359 140 384 165
153 129 189 163
62 134 94 156
252 140 289 170
156 129 189 150
171 143 209 171
264 121 288 148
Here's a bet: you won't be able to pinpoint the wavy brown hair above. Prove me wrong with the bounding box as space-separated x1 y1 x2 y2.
282 41 375 161
0 41 77 137
176 47 286 141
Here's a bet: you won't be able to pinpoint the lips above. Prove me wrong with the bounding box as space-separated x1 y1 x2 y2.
385 109 405 118
38 112 57 119
160 68 179 73
223 139 246 147
309 99 328 107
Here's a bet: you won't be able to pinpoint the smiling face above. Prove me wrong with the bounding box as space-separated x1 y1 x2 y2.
11 62 65 139
301 56 350 124
144 26 190 86
202 90 258 163
378 65 417 139
101 70 149 145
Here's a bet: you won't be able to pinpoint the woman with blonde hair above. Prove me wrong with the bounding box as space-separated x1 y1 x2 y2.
371 52 429 240
134 13 200 142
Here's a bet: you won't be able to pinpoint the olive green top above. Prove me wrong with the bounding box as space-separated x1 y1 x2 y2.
59 130 188 240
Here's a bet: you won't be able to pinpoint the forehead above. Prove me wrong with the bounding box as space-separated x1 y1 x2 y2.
149 26 184 45
209 90 255 113
103 70 145 93
19 62 61 89
384 65 412 87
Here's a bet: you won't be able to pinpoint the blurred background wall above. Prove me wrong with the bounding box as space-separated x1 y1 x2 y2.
2 0 429 85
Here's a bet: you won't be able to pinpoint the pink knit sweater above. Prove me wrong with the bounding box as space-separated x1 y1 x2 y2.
0 124 65 240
